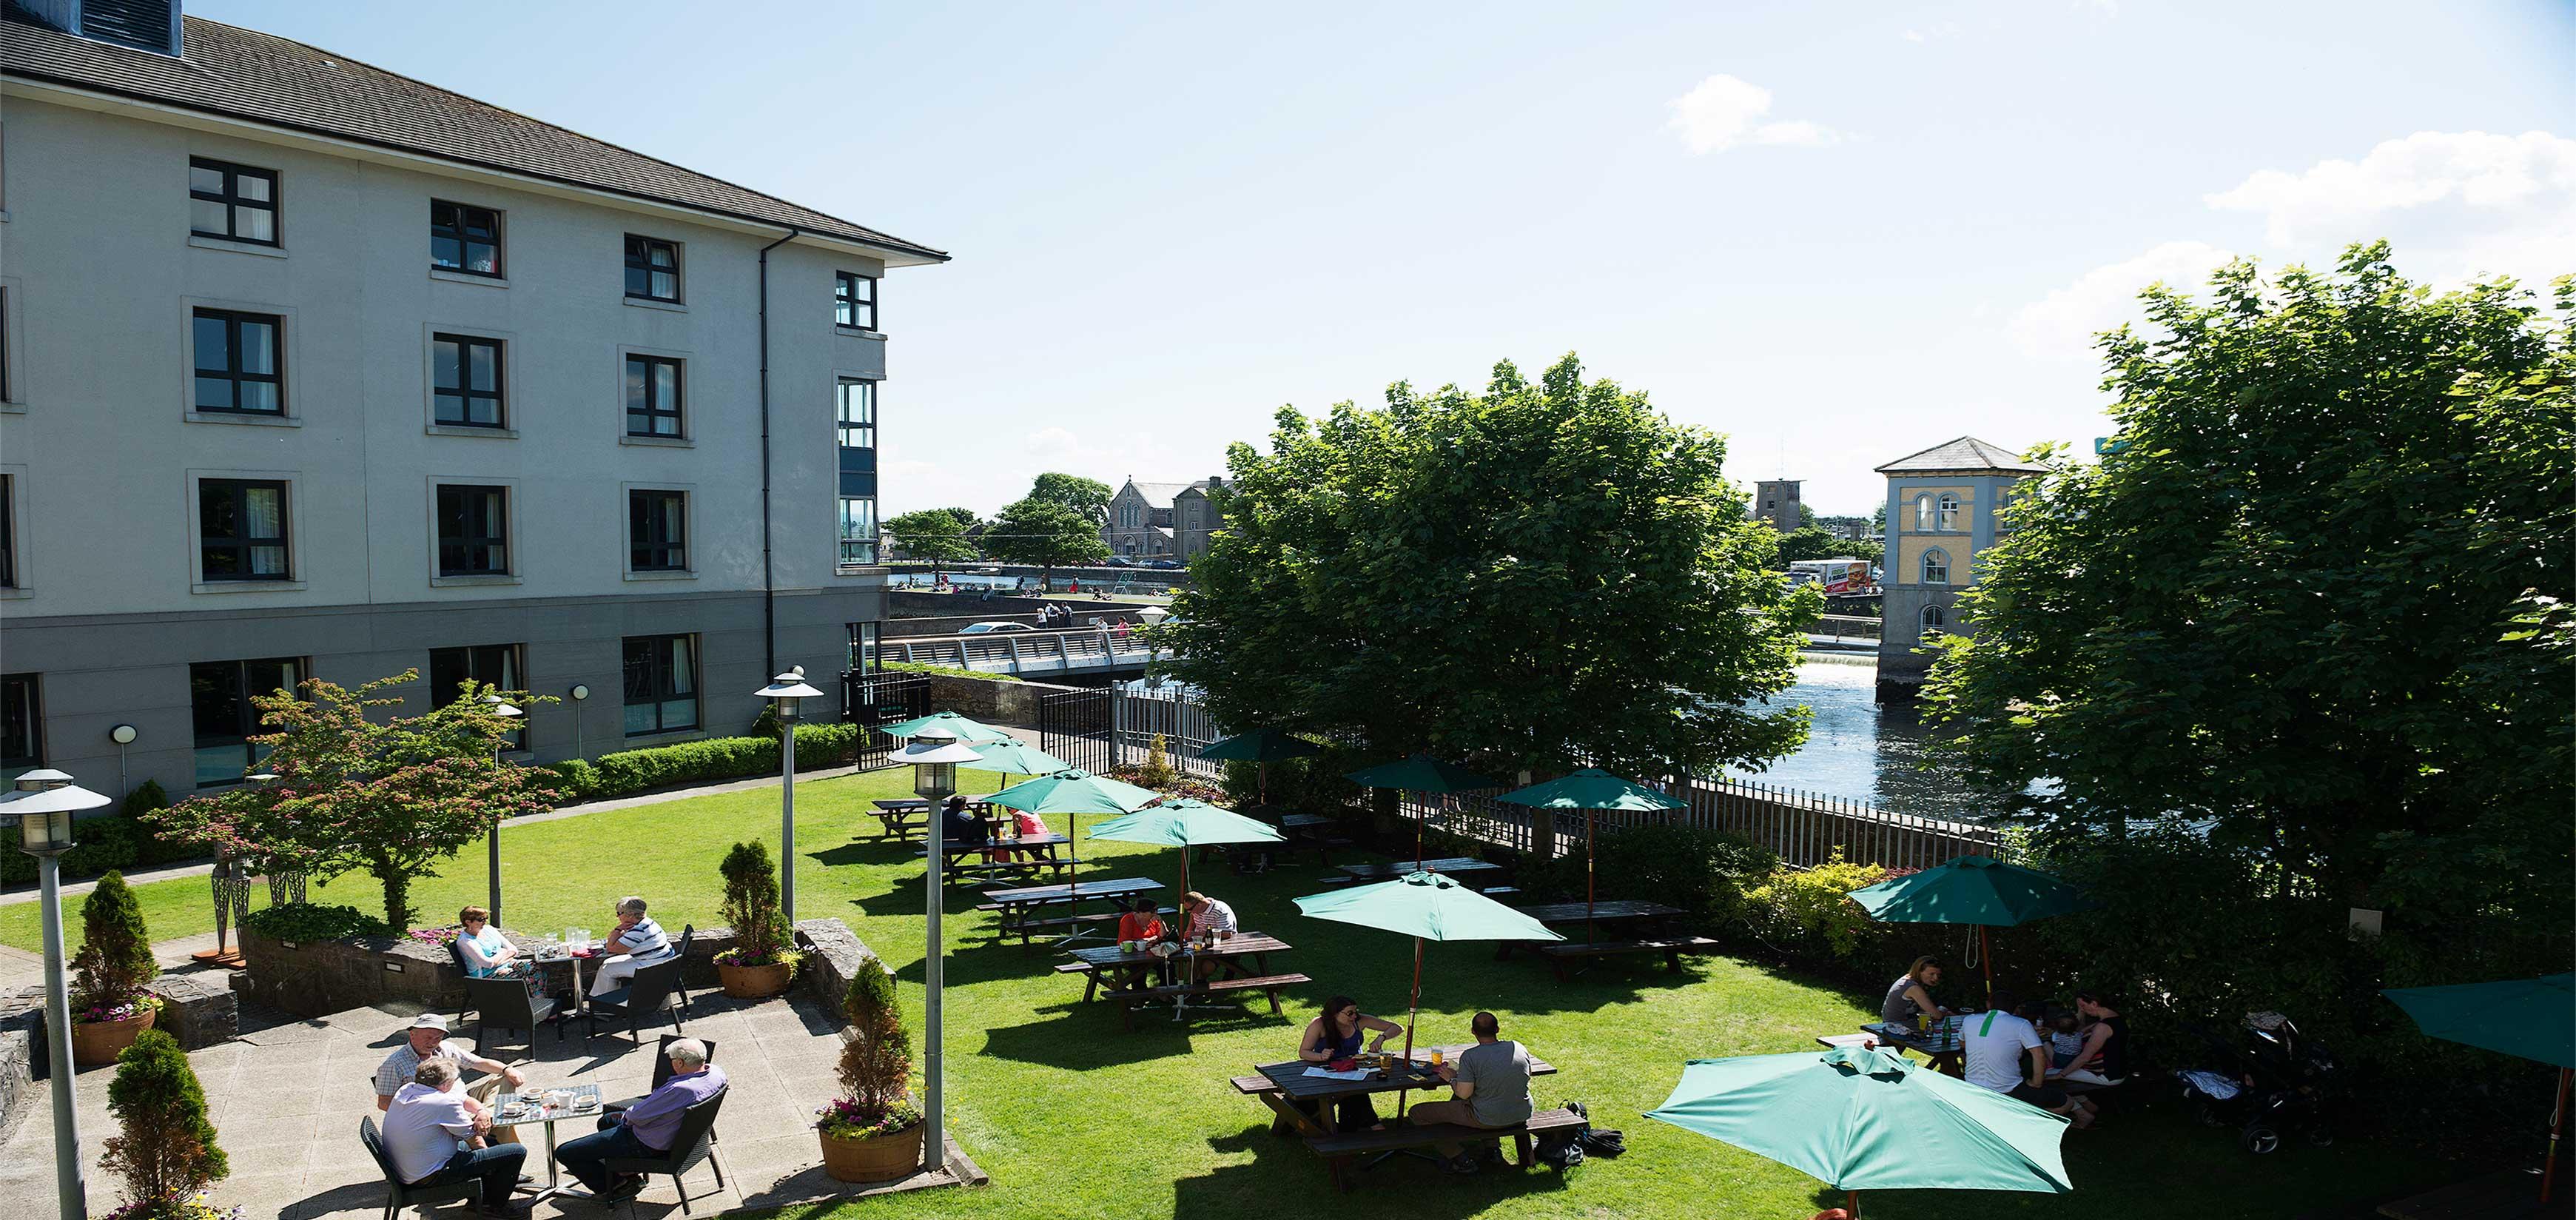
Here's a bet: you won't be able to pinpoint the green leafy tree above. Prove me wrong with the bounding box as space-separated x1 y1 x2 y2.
935 506 981 530
1165 353 1814 777
884 509 978 574
72 871 156 1010
100 1029 227 1213
1773 525 1851 563
146 673 562 931
982 497 1112 591
1026 472 1113 518
1925 246 2573 942
1796 501 1817 528
716 840 793 967
833 956 917 1127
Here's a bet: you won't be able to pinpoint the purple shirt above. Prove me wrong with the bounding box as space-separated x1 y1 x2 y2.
622 1065 725 1150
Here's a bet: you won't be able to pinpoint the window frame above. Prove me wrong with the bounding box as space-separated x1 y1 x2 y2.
191 307 286 416
0 472 14 591
624 353 687 438
198 477 293 583
621 633 700 738
628 488 690 573
428 642 528 751
1919 603 1946 641
1936 492 1962 532
0 671 40 769
429 198 505 278
1920 547 1951 586
623 234 682 304
189 657 303 788
434 483 512 578
834 271 878 330
188 157 279 247
430 332 507 429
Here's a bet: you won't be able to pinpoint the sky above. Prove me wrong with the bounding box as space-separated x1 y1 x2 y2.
200 0 2576 519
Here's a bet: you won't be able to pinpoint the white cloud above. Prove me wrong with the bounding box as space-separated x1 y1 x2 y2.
1665 74 1845 155
1901 21 1962 42
2206 130 2576 245
2006 240 2233 360
1024 426 1080 456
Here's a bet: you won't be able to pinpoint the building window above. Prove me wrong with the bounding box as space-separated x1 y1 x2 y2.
192 308 284 415
1937 493 1961 532
1920 603 1946 640
0 673 38 769
847 621 881 674
190 657 301 786
839 497 878 566
835 272 877 329
1913 494 1934 532
435 484 510 577
428 643 525 748
625 355 685 438
189 158 278 244
430 334 505 428
199 478 291 581
0 473 14 589
1920 548 1951 586
836 378 877 566
625 235 680 302
629 489 688 571
430 200 502 276
1 286 10 401
622 634 698 736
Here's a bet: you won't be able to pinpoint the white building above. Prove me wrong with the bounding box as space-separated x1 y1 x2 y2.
0 1 948 796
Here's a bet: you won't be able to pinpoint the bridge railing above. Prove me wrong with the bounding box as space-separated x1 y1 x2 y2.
875 627 1151 674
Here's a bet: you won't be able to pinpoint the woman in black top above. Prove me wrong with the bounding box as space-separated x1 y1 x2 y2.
2068 991 2129 1082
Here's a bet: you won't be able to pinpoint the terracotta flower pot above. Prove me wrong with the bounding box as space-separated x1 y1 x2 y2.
71 1007 157 1066
717 959 793 999
819 1122 924 1183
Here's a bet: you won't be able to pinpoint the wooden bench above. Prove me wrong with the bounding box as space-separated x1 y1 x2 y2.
1114 973 1310 1030
1304 1107 1585 1191
1532 935 1721 982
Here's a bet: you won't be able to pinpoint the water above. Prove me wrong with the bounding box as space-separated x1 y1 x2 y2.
1724 656 2017 823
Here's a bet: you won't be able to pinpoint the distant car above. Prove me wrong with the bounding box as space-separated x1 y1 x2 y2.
958 621 1035 634
1148 559 1183 569
1103 556 1134 567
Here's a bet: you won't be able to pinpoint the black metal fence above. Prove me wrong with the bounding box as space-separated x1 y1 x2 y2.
1038 687 1114 774
842 671 932 769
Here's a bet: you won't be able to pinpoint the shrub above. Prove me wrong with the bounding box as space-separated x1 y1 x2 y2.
714 841 797 971
882 661 1021 683
576 725 859 802
99 1029 228 1216
72 872 158 1014
1137 734 1177 789
1521 823 1778 932
121 780 171 820
821 956 918 1139
62 815 144 879
1741 852 1908 965
238 903 386 942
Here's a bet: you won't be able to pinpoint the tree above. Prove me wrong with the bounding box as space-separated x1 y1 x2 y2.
1796 502 1817 528
981 497 1111 591
1164 353 1814 777
73 871 156 1011
884 509 977 574
1026 472 1112 520
146 672 562 931
935 506 981 530
835 956 915 1125
716 841 792 967
101 1029 227 1214
1924 246 2572 942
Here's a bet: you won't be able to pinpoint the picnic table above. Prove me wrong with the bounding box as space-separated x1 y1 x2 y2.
1334 857 1504 886
918 831 1076 886
862 794 999 842
1234 1047 1572 1191
1058 931 1308 1029
1819 1017 1967 1075
976 876 1164 946
1501 899 1721 981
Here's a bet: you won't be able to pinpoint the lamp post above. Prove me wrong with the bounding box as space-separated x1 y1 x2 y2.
6 768 108 1220
895 727 986 1176
1137 604 1169 689
108 724 137 794
483 695 521 924
754 667 823 923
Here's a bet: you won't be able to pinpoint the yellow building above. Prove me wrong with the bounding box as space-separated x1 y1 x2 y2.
1874 437 2045 700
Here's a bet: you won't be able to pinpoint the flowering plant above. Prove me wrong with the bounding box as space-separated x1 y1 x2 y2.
98 1193 244 1220
712 946 803 973
407 926 461 948
78 993 163 1025
814 1096 920 1141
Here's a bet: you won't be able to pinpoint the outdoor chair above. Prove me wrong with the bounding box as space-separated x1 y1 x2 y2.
462 973 559 1057
597 1085 729 1213
668 924 696 1017
585 956 687 1044
360 1114 483 1219
606 1034 719 1127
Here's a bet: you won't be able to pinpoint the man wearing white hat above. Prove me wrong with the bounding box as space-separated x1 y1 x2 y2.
374 1013 527 1139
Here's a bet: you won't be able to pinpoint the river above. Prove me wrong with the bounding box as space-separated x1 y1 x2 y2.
1721 655 2016 823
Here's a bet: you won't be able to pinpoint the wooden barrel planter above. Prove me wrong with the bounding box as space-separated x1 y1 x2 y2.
819 1122 924 1183
717 960 793 999
71 1008 158 1066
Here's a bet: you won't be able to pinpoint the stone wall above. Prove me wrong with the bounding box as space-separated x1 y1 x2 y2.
792 917 879 1012
144 973 238 1050
924 674 1082 728
236 925 741 1020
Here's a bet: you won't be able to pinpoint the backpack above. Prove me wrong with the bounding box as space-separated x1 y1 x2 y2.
1564 1100 1628 1159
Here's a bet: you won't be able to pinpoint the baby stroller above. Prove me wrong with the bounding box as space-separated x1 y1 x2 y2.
2173 1011 2338 1153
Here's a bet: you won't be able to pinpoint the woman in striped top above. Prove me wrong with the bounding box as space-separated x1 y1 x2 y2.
587 896 676 1002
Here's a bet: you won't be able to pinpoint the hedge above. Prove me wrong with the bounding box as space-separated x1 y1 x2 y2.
882 661 1021 682
537 721 858 803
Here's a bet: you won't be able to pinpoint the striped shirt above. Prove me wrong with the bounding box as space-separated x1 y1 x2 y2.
611 915 672 959
1186 897 1237 938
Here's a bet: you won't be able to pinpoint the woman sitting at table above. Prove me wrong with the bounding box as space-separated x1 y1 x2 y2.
1109 897 1168 989
1294 995 1405 1132
991 806 1049 864
1882 955 1952 1028
454 905 522 978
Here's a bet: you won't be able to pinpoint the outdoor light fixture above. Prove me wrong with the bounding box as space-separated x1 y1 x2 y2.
895 727 984 1181
482 697 521 922
569 684 591 700
898 726 984 800
1137 605 1170 626
755 666 825 921
4 768 110 1220
108 725 137 745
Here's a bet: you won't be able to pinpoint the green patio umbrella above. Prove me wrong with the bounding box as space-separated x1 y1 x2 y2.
1294 871 1561 1116
971 740 1072 787
1846 855 2095 1003
987 768 1165 946
1645 1044 2072 1217
2384 973 2575 1204
1089 797 1284 906
1200 728 1324 806
1497 768 1685 943
1344 754 1501 871
881 711 1014 745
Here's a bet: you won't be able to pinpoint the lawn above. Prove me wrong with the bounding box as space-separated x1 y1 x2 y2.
13 768 2455 1219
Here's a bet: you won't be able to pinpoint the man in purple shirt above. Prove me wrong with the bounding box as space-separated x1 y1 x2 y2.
553 1038 725 1201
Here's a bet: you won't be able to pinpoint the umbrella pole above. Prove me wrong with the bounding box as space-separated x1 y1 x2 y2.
2545 1065 2572 1204
1585 809 1597 945
1399 936 1422 1119
1414 789 1426 871
1848 1190 1861 1218
1980 925 1994 1006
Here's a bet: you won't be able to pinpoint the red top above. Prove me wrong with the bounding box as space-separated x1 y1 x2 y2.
1117 912 1166 944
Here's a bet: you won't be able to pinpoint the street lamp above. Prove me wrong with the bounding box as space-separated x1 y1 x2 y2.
1137 605 1170 688
754 667 823 923
482 695 521 924
893 726 985 1177
5 768 107 1220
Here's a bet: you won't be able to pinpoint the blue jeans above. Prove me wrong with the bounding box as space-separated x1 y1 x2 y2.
554 1118 659 1193
414 1142 525 1204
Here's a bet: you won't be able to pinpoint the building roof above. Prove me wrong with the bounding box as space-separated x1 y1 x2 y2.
1122 479 1213 509
1874 437 2046 476
0 7 947 263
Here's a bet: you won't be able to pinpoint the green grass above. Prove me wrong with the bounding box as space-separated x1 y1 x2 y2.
16 768 2453 1219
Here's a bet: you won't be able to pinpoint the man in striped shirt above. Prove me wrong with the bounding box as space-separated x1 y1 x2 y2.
587 896 676 1002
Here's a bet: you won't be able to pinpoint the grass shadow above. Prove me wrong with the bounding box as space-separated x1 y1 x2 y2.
1169 1145 1573 1216
975 1013 1199 1068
